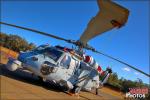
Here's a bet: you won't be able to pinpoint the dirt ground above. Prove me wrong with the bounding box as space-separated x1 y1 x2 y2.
0 47 124 100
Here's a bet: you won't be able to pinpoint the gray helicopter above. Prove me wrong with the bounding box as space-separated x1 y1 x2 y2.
1 0 150 95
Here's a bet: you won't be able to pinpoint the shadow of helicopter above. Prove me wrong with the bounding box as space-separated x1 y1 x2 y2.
0 64 64 93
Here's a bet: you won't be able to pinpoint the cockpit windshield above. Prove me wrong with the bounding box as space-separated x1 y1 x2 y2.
37 47 63 62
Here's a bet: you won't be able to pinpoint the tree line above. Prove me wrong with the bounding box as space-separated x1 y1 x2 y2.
0 32 36 52
106 72 149 92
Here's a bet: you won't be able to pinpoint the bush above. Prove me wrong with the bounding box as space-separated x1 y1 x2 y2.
106 72 149 93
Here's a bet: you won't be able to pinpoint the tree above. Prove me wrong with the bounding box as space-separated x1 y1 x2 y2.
0 32 36 52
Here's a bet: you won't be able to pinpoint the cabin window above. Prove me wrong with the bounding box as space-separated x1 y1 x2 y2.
60 55 71 69
37 47 63 62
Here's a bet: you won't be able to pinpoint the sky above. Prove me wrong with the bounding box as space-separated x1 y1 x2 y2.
1 0 149 84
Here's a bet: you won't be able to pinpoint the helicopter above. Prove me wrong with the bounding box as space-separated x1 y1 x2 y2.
1 0 150 95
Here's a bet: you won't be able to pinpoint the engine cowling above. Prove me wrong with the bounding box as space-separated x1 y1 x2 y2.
6 58 22 71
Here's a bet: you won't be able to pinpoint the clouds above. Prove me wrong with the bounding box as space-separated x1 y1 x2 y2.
122 67 144 77
134 72 144 76
122 67 130 72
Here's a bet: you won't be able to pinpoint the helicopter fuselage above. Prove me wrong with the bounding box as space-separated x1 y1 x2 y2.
6 45 110 93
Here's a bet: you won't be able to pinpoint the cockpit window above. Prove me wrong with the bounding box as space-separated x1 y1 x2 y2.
34 44 49 51
37 47 63 62
60 55 71 69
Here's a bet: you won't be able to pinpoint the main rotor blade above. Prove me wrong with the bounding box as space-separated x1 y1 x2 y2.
95 50 150 77
0 22 70 42
79 0 129 45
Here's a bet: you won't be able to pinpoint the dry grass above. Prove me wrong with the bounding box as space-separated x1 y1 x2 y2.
101 87 125 99
0 46 18 64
